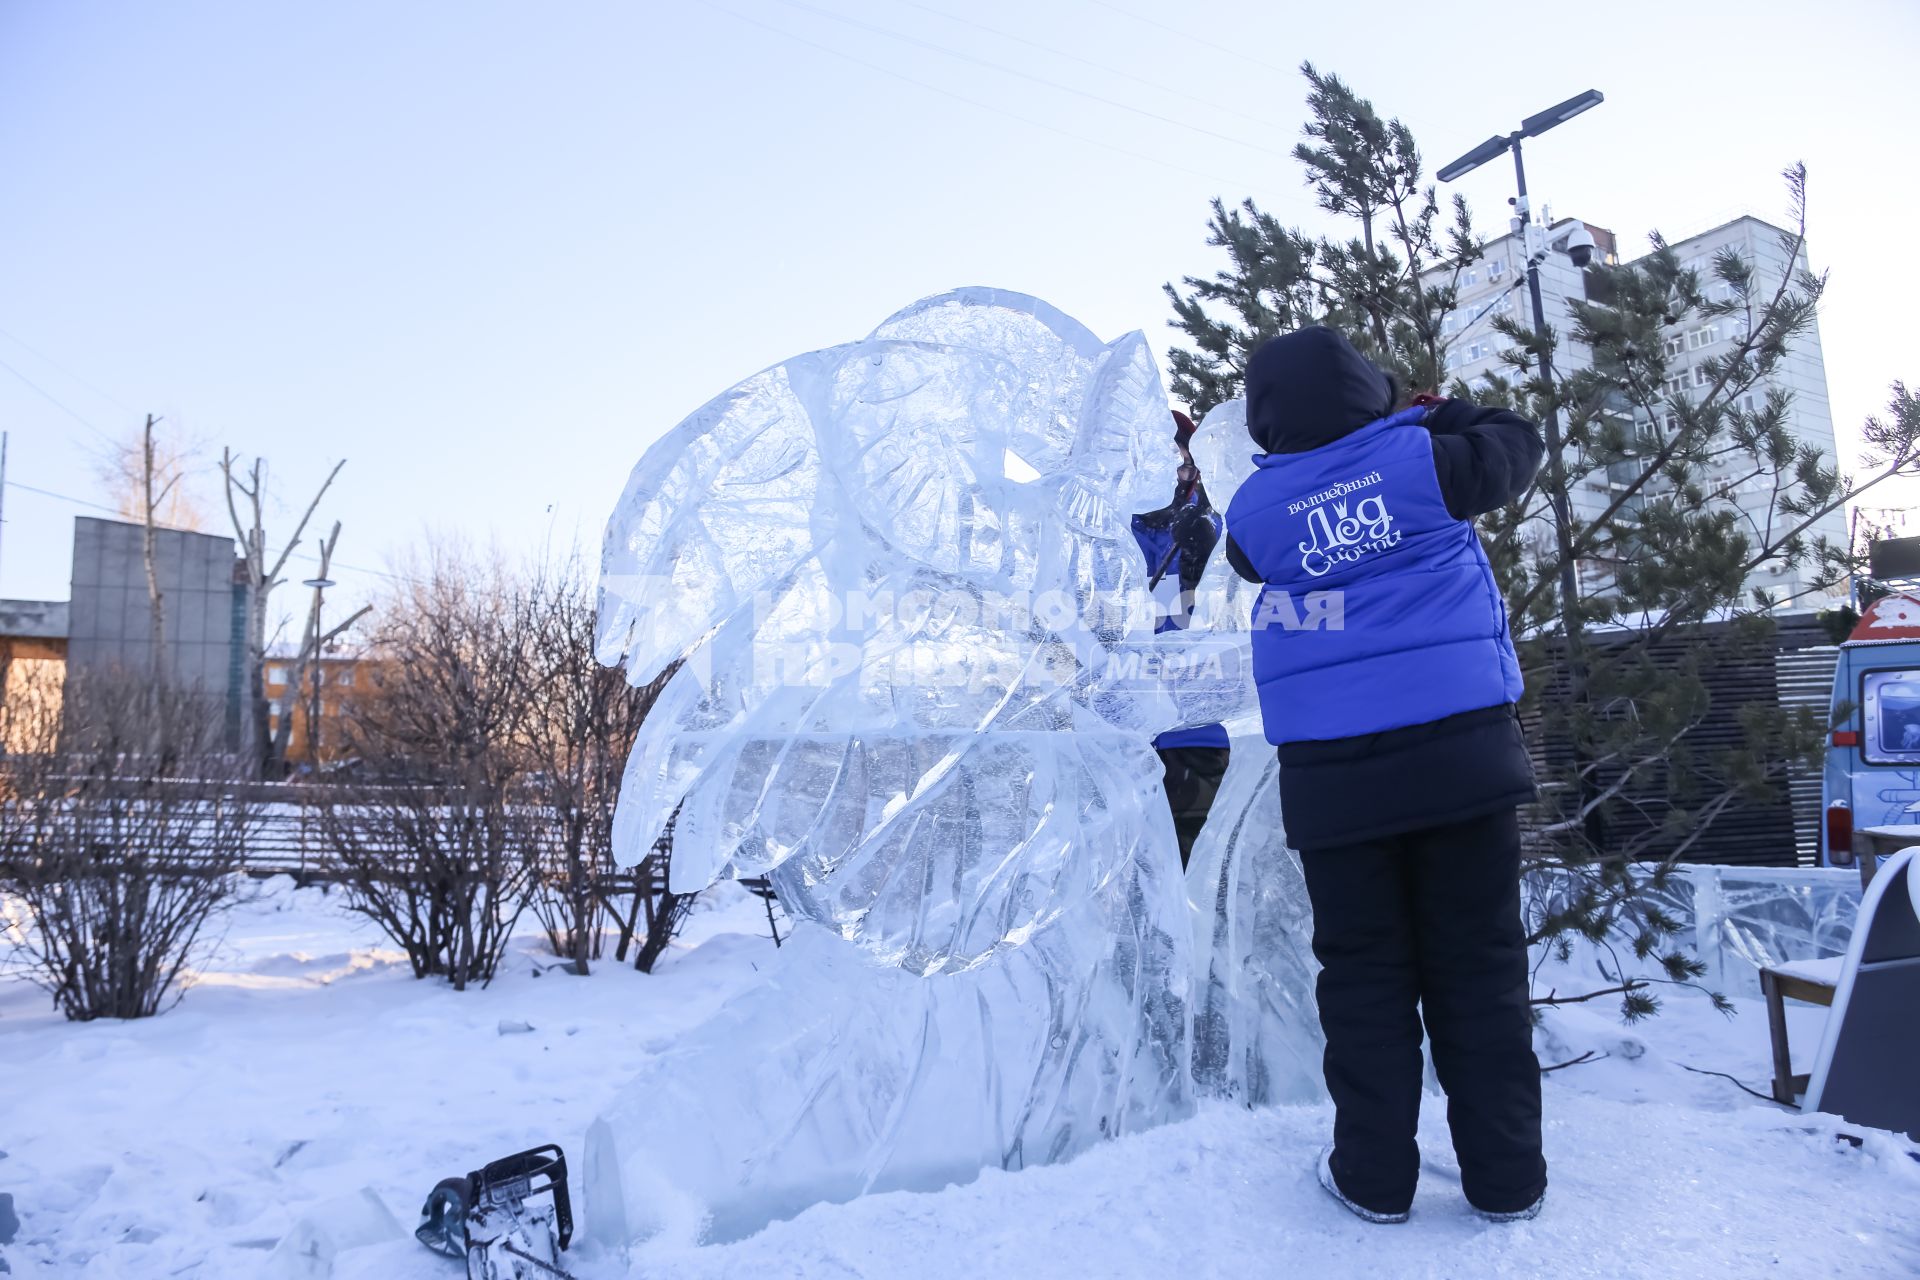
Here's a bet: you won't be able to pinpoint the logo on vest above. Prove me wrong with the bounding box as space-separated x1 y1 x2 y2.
1298 493 1399 578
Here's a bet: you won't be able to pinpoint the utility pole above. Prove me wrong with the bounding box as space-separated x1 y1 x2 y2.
139 414 177 680
301 574 332 766
275 521 367 770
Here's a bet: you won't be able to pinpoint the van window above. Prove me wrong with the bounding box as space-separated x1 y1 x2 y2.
1862 669 1920 765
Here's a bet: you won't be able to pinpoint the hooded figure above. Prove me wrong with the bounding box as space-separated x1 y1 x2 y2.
1221 325 1550 1226
1223 326 1541 844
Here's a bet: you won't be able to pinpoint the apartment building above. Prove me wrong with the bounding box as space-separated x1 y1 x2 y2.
1429 214 1850 606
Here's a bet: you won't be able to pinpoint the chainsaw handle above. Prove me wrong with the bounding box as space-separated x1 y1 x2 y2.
471 1144 573 1252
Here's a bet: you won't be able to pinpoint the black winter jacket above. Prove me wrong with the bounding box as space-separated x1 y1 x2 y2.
1222 327 1545 849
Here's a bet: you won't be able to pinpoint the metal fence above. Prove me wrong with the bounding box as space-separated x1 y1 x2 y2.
0 788 673 894
1523 613 1840 868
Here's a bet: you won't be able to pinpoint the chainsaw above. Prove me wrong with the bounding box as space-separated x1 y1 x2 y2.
416 1144 576 1279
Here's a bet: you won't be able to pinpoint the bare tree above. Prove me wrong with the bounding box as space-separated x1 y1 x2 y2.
0 666 256 1020
269 521 370 770
314 545 539 990
89 415 203 675
221 451 346 776
140 418 170 675
95 416 203 530
520 556 663 974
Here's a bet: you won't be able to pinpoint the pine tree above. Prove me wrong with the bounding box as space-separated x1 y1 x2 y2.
1168 72 1920 1017
1164 63 1479 414
1471 167 1920 1013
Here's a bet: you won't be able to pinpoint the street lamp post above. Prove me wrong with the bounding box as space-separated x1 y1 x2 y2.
1439 90 1602 653
1440 90 1604 845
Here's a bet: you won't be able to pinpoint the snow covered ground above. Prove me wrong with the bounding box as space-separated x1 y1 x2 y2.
3 877 1917 1279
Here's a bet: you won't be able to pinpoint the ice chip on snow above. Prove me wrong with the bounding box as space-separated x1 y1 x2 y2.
263 1188 403 1279
588 289 1258 1246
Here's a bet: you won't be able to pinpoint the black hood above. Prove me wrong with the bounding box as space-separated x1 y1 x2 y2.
1244 326 1395 454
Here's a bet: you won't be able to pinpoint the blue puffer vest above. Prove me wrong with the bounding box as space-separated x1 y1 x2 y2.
1224 405 1522 746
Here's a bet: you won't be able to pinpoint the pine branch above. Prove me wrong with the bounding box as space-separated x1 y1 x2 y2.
1530 980 1647 1007
1540 1049 1609 1073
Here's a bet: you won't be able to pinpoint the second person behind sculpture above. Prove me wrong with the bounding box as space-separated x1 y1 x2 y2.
1132 408 1229 869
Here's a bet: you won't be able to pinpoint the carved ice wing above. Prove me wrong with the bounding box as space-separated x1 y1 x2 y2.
596 353 840 684
1186 399 1263 635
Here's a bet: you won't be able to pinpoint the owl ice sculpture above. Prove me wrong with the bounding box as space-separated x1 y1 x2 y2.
586 289 1255 1247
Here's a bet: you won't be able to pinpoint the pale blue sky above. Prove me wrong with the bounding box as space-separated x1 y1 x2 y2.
4 0 1916 627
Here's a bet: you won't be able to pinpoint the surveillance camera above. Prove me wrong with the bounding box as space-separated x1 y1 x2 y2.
1563 226 1597 268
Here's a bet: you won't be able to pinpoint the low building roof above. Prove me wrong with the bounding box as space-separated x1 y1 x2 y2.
0 599 70 640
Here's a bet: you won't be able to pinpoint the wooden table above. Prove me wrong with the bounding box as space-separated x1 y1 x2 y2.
1759 956 1845 1106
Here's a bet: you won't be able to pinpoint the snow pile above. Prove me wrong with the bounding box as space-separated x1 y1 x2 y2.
2 879 1917 1278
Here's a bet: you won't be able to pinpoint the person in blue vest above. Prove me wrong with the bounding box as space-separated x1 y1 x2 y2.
1132 409 1229 869
1222 327 1547 1225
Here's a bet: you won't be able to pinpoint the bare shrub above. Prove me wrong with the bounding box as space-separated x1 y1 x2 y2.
315 547 540 990
520 557 652 973
0 667 254 1020
311 543 701 984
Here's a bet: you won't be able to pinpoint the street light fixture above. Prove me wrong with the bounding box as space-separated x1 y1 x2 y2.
1520 89 1605 139
1437 90 1605 182
1436 135 1510 185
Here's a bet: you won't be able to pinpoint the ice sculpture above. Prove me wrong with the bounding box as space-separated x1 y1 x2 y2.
587 289 1256 1246
1179 401 1328 1106
1597 863 1861 999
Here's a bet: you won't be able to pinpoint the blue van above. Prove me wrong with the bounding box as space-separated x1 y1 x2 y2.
1821 594 1920 881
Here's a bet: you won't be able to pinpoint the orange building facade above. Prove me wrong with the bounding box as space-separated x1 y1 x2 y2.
263 654 364 766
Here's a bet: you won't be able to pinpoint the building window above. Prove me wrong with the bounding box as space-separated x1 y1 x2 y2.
1490 293 1513 315
1664 373 1690 397
1442 313 1458 335
266 664 288 684
1464 268 1479 286
1663 411 1682 434
1663 335 1685 358
1487 258 1505 281
1686 325 1718 351
1692 364 1716 389
334 669 355 688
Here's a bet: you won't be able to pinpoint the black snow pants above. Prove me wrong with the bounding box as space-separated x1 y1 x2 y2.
1299 806 1546 1216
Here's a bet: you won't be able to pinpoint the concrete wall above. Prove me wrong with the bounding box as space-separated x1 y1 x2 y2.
65 517 247 742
